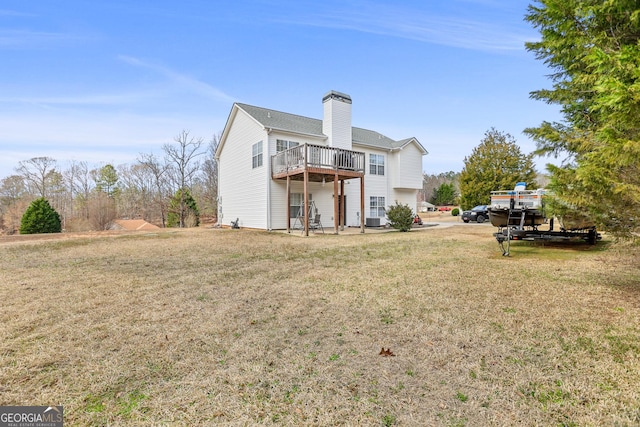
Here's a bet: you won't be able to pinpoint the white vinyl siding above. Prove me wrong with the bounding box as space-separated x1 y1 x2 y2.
393 142 423 189
322 95 352 149
392 189 419 214
218 108 269 229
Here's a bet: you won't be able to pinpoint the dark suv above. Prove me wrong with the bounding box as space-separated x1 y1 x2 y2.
462 205 489 223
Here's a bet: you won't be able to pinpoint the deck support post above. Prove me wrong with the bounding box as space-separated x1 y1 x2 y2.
303 170 309 236
333 171 339 234
340 179 345 231
360 176 365 233
286 176 291 233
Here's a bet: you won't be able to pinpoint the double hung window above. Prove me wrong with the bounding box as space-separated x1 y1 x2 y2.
252 141 263 168
276 139 299 152
370 196 385 218
369 154 384 175
290 193 312 218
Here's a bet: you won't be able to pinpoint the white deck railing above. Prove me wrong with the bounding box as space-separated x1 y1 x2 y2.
271 144 365 176
490 189 546 209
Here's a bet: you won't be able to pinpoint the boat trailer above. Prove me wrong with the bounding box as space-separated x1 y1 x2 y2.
494 218 600 256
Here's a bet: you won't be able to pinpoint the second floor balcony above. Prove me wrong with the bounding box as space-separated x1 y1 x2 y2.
271 144 365 182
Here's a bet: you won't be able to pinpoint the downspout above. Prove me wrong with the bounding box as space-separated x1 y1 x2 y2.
215 151 222 227
386 149 392 225
266 128 272 231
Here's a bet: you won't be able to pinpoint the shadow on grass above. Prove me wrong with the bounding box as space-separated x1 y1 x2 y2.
489 239 614 260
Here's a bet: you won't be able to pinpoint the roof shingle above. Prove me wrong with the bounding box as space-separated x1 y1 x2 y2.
235 102 423 152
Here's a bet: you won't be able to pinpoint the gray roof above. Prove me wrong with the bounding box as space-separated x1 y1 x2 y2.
236 103 324 137
235 102 424 152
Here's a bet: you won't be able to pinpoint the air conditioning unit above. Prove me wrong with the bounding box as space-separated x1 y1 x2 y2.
365 217 380 227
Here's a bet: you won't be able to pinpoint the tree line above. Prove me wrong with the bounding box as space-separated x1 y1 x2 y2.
0 130 219 234
6 0 640 240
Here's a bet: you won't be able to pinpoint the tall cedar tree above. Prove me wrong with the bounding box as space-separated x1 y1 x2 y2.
524 0 640 235
20 198 62 234
459 128 536 210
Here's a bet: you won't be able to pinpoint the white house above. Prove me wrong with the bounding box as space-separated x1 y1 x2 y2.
215 91 427 234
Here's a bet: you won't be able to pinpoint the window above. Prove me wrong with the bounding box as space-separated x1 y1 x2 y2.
370 196 385 218
276 139 299 152
290 193 312 218
369 154 385 175
252 141 263 168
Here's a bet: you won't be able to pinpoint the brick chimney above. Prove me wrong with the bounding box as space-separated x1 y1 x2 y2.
322 90 352 150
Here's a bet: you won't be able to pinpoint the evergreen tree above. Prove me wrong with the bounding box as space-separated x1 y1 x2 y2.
20 198 62 234
94 164 119 198
525 0 640 235
167 188 199 228
459 128 536 210
431 183 457 206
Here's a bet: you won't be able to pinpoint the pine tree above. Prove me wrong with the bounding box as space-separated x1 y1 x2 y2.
167 188 200 228
20 198 62 234
431 183 457 206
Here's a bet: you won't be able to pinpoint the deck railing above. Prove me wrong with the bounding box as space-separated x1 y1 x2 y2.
271 144 365 176
490 189 546 209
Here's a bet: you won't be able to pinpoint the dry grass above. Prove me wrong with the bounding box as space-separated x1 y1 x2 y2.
1 225 639 426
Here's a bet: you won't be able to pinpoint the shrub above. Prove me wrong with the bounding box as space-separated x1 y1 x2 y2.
386 202 414 232
451 208 460 216
19 198 62 234
88 192 116 230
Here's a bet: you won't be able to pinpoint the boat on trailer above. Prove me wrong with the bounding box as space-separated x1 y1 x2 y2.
488 182 600 255
488 183 546 228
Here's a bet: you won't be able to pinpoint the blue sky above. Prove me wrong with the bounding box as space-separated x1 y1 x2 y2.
0 0 560 180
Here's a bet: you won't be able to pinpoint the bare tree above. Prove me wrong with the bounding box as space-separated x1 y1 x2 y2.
88 192 116 230
46 170 67 228
163 130 204 227
420 171 459 205
139 153 170 227
15 157 57 198
67 161 94 220
0 175 27 207
117 163 155 220
63 162 79 220
0 175 28 234
192 132 220 219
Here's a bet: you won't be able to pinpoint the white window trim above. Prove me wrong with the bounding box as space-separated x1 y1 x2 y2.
369 154 385 176
276 139 300 152
370 196 385 218
252 141 263 168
